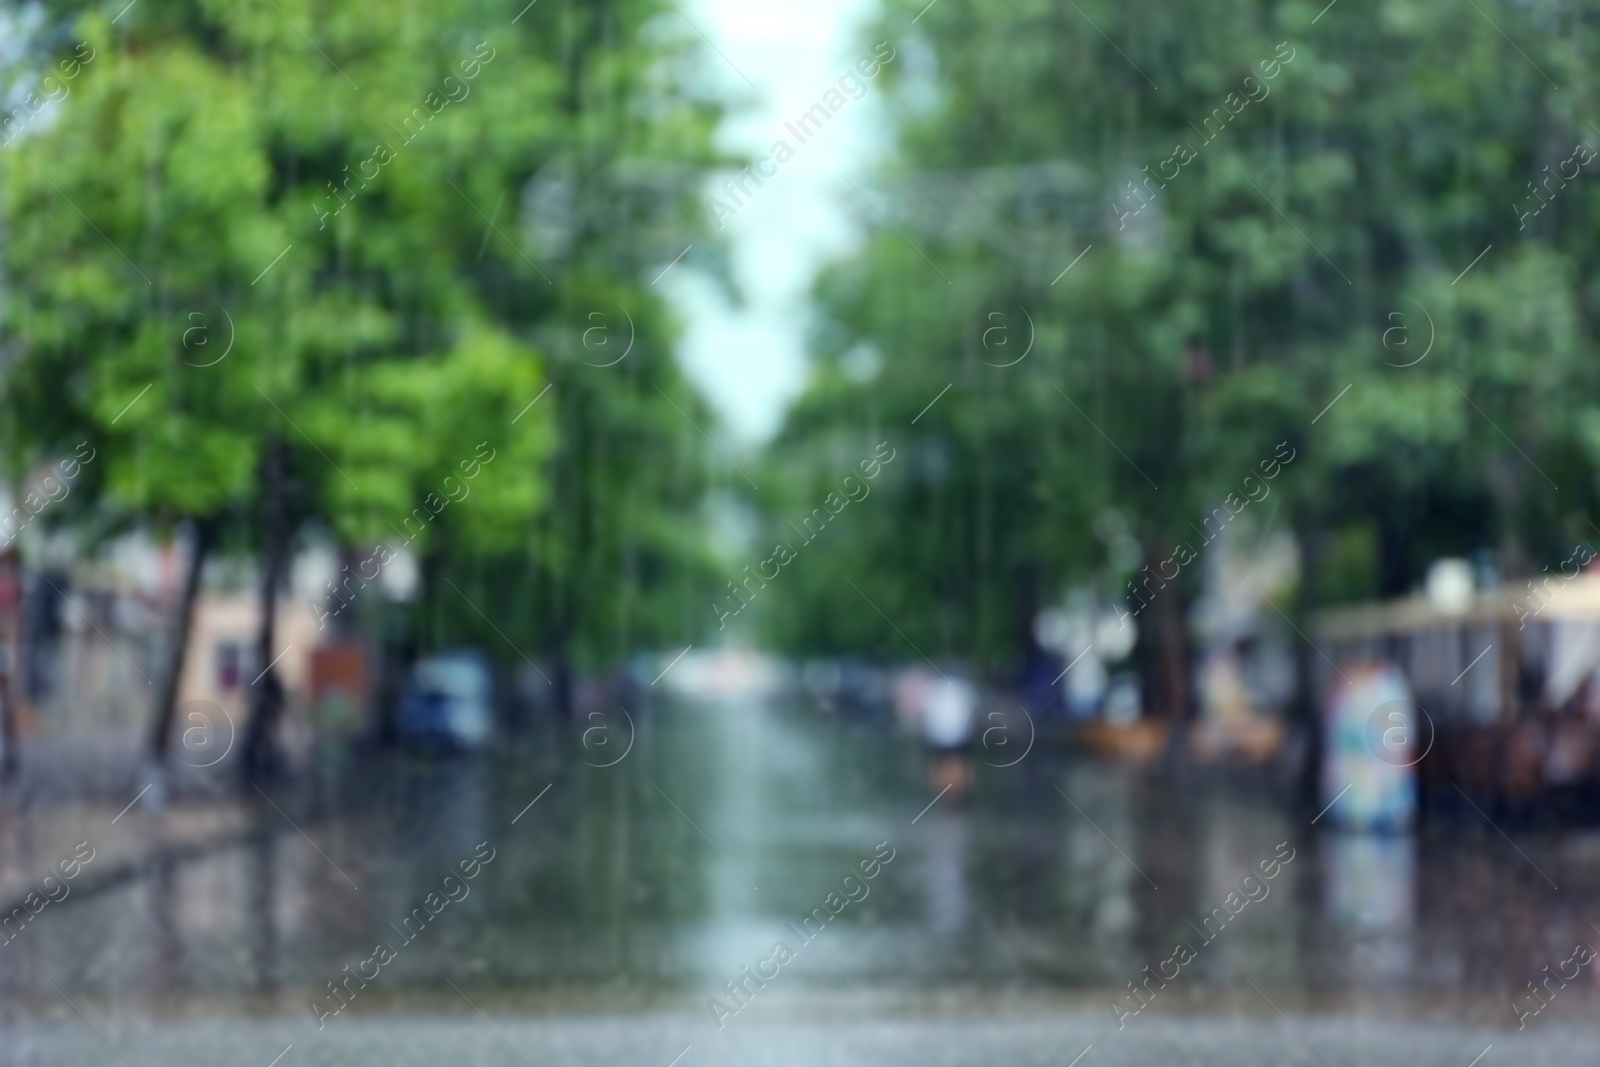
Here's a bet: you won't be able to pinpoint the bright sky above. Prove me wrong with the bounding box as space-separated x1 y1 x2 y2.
664 0 885 446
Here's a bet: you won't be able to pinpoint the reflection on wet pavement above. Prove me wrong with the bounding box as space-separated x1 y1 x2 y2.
3 696 1597 1041
5 1013 1595 1067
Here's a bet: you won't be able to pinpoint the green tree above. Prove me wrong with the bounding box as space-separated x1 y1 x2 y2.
772 0 1600 729
1 0 724 765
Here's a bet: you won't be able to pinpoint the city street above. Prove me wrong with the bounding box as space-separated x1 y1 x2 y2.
3 0 1597 1060
0 697 1593 1064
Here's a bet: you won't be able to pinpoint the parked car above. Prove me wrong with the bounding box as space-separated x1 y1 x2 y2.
397 651 493 750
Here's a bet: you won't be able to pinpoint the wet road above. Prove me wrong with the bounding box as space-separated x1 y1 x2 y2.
1 695 1598 1063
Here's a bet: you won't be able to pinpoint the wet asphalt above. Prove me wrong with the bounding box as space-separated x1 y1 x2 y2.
1 695 1596 1062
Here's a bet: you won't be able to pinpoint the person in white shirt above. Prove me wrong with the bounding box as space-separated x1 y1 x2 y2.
922 675 976 798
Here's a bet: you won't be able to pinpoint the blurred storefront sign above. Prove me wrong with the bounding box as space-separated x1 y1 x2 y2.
310 641 369 762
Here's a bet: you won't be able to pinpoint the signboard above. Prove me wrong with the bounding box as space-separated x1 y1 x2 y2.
1322 661 1426 831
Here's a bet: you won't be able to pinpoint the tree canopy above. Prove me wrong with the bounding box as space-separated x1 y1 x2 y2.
764 0 1600 705
0 0 730 739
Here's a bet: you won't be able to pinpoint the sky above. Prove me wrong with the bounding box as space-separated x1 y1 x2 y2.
664 0 885 447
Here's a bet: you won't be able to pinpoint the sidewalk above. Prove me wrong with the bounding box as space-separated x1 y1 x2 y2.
0 735 257 914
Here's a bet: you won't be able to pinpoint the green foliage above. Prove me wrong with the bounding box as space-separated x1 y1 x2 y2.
769 0 1600 668
2 0 726 668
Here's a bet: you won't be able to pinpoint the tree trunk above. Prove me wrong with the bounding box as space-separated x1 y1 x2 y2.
1136 541 1191 724
1291 506 1326 808
1376 505 1412 598
551 630 574 719
148 518 215 760
1152 575 1191 723
0 553 19 775
242 440 289 782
